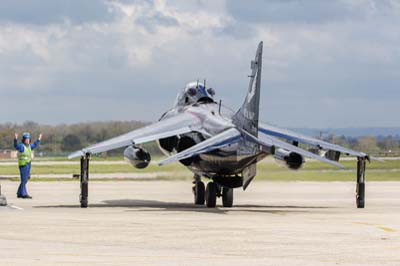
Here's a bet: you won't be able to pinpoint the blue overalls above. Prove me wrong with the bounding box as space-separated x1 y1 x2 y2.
14 139 40 197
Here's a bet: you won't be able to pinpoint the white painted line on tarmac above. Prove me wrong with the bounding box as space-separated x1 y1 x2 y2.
8 204 23 210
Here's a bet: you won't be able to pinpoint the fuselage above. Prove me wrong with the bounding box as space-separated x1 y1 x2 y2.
157 102 268 179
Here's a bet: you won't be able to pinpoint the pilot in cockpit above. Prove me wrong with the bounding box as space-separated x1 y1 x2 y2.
174 81 216 107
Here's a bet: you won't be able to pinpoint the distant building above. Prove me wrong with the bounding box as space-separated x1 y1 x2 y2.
0 150 35 160
0 150 17 160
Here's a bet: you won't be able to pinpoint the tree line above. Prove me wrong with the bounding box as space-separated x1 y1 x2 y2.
0 120 160 156
0 121 399 157
324 134 400 156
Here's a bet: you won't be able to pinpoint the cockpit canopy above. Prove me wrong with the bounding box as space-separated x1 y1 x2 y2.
174 81 216 107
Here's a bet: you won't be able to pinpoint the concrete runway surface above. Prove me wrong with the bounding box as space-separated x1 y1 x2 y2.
0 181 399 266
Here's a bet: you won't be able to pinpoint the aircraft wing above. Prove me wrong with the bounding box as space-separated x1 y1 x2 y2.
158 126 343 168
259 122 368 158
242 130 345 168
68 113 200 159
158 128 242 166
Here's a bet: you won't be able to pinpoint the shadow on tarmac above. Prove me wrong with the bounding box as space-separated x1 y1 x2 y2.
35 199 333 214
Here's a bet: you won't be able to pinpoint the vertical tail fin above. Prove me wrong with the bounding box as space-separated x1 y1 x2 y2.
233 41 263 137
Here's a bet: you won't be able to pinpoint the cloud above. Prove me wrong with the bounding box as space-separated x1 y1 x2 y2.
0 0 399 128
0 0 119 25
226 0 398 25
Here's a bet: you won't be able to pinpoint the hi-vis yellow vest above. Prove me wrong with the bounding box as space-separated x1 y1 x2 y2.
18 145 32 167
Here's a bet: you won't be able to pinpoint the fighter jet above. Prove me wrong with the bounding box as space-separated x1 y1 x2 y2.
69 42 375 209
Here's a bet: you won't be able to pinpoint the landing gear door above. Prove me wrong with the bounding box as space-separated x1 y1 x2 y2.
237 134 259 190
242 164 256 190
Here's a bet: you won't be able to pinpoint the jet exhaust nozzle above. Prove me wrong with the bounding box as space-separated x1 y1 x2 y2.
124 146 151 169
274 148 304 170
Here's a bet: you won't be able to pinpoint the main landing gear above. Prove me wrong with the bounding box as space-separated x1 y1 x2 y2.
205 182 217 207
192 175 234 208
192 175 205 205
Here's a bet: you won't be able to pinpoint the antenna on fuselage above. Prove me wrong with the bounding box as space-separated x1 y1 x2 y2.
196 79 199 88
204 79 206 88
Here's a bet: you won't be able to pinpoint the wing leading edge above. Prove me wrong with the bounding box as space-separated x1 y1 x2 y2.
68 113 200 159
158 126 344 168
241 130 345 168
259 123 370 159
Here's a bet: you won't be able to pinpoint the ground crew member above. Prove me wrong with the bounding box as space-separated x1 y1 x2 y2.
14 132 42 199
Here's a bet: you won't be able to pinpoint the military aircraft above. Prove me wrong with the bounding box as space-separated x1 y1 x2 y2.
69 41 375 209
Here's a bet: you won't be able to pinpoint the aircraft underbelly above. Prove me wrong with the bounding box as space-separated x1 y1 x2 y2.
189 148 264 176
158 131 266 176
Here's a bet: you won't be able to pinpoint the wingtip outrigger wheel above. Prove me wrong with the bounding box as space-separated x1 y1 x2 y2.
356 156 367 209
80 153 90 208
0 185 7 206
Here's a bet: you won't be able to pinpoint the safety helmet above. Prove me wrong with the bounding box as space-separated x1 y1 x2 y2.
22 133 31 140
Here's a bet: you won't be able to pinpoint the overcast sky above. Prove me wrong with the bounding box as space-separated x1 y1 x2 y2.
0 0 399 128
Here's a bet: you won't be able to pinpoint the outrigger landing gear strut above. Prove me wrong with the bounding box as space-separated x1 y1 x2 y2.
356 156 367 208
80 153 90 208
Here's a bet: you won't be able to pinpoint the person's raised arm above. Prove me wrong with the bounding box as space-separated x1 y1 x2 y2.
14 133 24 152
31 133 42 150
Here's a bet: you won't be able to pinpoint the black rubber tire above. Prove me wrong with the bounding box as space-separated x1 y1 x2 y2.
194 181 205 205
356 198 365 209
356 183 365 208
80 200 88 208
80 183 88 208
205 182 217 208
222 187 233 207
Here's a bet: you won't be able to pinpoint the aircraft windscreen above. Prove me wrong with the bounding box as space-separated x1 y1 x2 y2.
174 81 216 107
